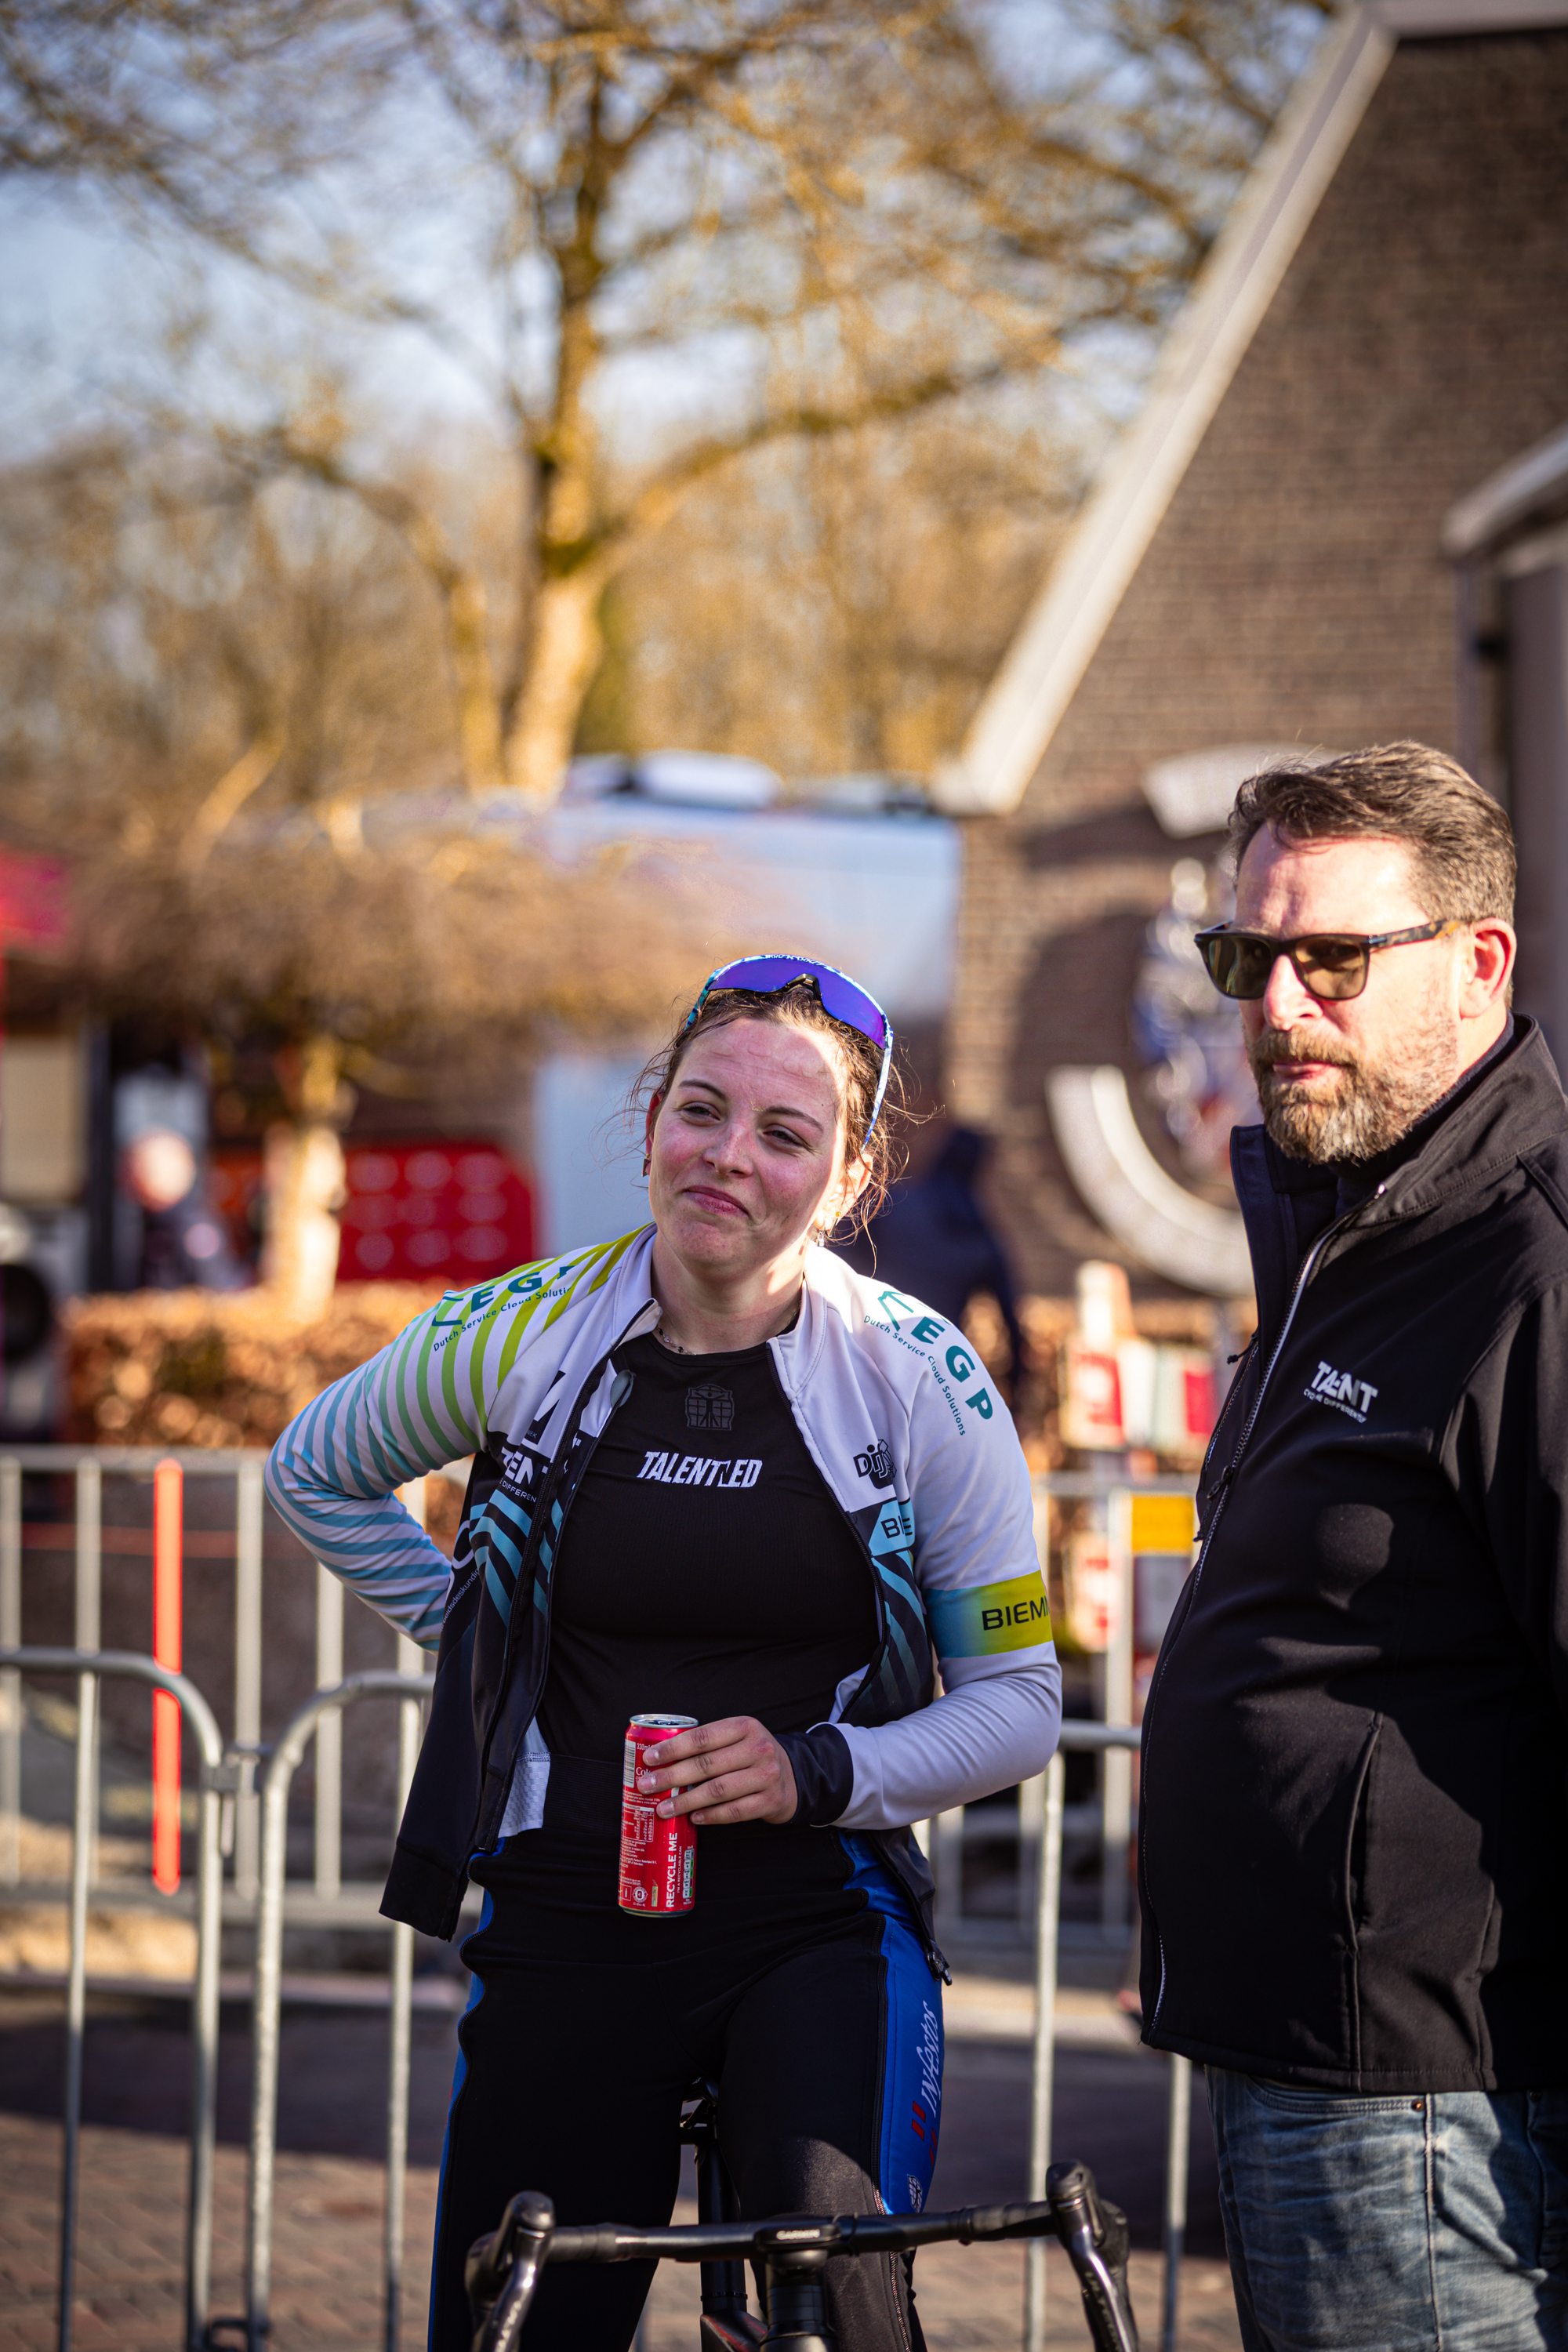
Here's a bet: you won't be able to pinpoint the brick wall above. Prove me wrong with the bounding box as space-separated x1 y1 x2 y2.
949 28 1568 1293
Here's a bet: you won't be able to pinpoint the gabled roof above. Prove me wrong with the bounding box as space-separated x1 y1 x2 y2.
938 0 1568 815
1443 418 1568 555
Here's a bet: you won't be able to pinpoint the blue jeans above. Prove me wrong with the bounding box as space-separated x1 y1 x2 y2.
1206 2068 1568 2350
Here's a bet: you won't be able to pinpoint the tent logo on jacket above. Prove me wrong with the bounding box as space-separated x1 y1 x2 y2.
1306 1360 1379 1424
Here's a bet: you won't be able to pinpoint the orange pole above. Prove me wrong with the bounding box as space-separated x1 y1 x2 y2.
152 1459 183 1893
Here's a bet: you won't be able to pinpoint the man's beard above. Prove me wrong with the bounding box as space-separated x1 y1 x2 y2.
1247 1012 1461 1163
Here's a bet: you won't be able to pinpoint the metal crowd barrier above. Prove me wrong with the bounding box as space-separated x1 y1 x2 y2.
0 1450 1192 2350
0 1448 447 2352
0 1646 229 2352
0 1450 267 1901
0 1449 1175 1946
923 1473 1194 1951
245 1668 432 2352
0 1446 436 1918
1026 1721 1189 2352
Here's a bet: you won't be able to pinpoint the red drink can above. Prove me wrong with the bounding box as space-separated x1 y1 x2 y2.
619 1713 699 1916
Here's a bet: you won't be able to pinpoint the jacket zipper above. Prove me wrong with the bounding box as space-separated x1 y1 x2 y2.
1193 1333 1255 1504
471 1302 655 1842
1142 1189 1381 2033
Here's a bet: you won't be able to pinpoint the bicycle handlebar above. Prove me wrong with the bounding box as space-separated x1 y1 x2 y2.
539 2196 1056 2265
466 2190 1059 2352
469 2175 1140 2352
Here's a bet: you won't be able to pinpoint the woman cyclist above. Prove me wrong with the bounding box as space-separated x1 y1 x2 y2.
267 956 1062 2350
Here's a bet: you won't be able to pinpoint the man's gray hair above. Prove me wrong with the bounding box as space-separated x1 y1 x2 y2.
1229 742 1515 924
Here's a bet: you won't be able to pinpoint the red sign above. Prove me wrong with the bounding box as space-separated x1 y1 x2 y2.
210 1140 535 1285
0 851 70 951
338 1143 534 1283
1060 1338 1125 1450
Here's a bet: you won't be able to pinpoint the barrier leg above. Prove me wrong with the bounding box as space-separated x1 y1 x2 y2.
234 1458 264 1901
246 1745 291 2352
245 1669 434 2352
1161 2054 1192 2352
0 1458 20 1885
74 1463 101 1891
384 1918 414 2352
384 1652 423 2352
1025 1751 1065 2352
153 1461 183 1894
314 1566 343 1898
0 1644 228 2352
1018 1769 1043 1935
932 1806 964 1948
1101 1489 1134 1936
186 1767 223 2350
58 1668 97 2352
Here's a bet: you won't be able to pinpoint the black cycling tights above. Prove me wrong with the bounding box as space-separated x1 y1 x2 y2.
428 1819 945 2351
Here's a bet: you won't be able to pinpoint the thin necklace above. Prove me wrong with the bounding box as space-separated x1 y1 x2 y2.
654 1294 804 1355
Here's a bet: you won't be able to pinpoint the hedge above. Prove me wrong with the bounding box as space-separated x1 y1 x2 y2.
64 1283 445 1452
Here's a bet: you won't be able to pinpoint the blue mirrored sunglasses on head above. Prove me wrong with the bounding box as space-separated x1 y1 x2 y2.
682 955 894 1149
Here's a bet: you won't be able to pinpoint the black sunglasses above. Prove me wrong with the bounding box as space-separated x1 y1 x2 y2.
1194 919 1462 1003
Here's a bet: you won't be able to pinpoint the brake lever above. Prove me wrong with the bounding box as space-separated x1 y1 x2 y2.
466 2190 556 2352
1046 2159 1140 2352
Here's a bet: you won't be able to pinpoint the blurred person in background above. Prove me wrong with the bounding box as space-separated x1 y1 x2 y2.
1140 745 1568 2350
267 955 1060 2352
120 1128 246 1290
840 1125 1028 1398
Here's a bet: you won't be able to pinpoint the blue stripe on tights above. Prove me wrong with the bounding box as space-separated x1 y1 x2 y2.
838 1836 945 2215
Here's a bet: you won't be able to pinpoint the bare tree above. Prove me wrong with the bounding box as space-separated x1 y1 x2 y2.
0 2 397 267
0 430 720 1309
140 0 1334 803
583 402 1072 780
0 2 1336 1316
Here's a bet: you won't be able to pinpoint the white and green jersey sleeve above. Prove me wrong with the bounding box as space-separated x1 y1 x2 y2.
264 1236 647 1648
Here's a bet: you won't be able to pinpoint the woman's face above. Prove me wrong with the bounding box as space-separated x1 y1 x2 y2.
646 1017 862 1285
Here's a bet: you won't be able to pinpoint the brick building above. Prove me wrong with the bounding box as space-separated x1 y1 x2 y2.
938 0 1568 1297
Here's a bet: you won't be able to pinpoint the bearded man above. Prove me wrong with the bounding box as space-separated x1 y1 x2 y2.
1138 743 1568 2350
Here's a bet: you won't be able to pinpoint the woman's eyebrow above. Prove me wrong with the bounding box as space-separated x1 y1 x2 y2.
673 1076 826 1133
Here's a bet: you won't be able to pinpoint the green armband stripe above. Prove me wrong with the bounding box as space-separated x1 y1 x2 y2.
927 1570 1053 1657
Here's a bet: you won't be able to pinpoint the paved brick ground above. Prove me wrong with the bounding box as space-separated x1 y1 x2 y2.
0 1986 1242 2351
0 2115 438 2350
0 2114 1240 2352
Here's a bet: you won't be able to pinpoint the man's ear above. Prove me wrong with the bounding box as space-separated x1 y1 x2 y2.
1461 919 1516 1018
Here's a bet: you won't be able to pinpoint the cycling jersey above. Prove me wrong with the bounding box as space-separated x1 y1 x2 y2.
537 1330 877 1763
265 1225 1061 1961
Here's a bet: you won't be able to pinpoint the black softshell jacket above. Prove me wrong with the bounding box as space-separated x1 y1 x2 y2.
1138 1018 1568 2092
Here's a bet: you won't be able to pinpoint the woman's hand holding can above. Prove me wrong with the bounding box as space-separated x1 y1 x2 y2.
639 1715 799 1826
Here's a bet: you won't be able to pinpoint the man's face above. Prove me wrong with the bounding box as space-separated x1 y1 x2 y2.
1233 831 1465 1163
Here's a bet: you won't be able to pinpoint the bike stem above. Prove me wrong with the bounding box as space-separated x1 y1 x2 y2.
757 2240 835 2350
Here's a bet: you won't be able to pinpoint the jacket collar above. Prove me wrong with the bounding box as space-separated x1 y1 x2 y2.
1229 1017 1568 1338
598 1223 842 1398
